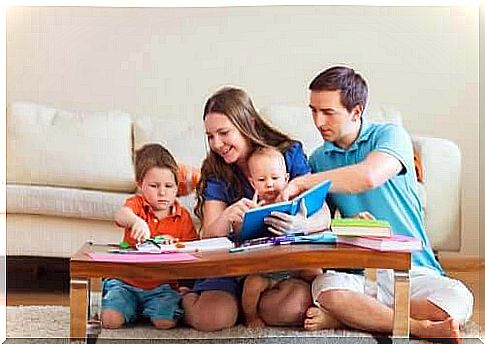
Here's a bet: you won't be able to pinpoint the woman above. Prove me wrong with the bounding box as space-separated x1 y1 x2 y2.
181 87 330 331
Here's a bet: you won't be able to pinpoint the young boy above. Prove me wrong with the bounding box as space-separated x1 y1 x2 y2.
101 143 198 330
241 147 323 327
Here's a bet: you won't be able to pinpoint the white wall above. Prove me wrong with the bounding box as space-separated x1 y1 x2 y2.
6 5 479 254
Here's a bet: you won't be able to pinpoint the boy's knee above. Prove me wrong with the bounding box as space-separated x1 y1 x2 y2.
152 319 177 330
101 310 125 329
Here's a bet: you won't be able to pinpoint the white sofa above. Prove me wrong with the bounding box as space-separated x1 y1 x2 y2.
6 102 462 258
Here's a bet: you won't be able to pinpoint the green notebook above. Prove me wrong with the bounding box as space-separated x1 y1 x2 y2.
331 218 391 228
331 218 392 237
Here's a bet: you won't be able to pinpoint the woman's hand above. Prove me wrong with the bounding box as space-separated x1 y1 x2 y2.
265 200 331 236
222 191 261 227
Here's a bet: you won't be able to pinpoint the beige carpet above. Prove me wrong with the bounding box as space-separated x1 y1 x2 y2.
6 305 483 343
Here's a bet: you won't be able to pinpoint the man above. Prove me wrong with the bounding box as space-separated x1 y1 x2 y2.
280 66 473 341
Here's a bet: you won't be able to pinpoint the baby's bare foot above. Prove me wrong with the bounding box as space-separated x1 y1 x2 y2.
245 316 266 328
304 307 341 331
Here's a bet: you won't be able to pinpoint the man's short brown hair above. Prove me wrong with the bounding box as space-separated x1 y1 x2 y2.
309 66 368 113
134 143 178 184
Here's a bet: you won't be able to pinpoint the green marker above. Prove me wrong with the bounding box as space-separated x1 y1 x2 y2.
119 241 130 249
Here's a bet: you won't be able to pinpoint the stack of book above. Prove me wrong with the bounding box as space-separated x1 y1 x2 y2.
331 218 422 252
331 218 392 237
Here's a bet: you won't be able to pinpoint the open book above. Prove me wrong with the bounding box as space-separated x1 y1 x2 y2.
239 180 332 241
131 237 235 253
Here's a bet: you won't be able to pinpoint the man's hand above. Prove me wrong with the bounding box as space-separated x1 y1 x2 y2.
353 211 376 220
130 217 151 242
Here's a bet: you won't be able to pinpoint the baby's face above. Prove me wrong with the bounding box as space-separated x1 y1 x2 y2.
249 155 288 204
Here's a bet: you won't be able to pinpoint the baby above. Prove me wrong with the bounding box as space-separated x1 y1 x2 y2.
242 147 322 327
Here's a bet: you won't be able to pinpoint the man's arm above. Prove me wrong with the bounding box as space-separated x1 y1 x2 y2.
281 151 402 200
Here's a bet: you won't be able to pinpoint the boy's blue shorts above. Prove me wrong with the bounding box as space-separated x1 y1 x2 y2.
102 279 183 323
192 277 241 297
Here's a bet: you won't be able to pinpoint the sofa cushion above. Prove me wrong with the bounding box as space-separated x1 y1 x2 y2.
133 114 207 167
7 102 135 192
260 104 322 154
7 184 130 221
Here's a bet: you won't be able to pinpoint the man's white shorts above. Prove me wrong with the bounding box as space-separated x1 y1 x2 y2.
311 267 473 325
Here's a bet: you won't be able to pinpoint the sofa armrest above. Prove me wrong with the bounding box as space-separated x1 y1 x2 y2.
411 135 462 252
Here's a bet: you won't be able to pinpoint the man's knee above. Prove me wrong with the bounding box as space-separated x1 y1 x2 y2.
317 289 354 311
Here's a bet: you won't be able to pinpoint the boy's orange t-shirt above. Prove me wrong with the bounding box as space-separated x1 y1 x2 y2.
117 194 198 289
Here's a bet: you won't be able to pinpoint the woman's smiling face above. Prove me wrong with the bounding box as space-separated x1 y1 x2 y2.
204 112 252 166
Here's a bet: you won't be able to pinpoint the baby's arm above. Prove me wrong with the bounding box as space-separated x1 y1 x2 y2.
242 274 273 327
115 206 150 242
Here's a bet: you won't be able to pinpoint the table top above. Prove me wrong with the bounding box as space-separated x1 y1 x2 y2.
70 242 411 280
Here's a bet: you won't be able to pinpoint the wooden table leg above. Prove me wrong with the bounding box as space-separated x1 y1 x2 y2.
87 278 102 337
392 269 410 341
70 278 89 341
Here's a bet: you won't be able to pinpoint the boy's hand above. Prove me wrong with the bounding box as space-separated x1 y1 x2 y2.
131 217 151 242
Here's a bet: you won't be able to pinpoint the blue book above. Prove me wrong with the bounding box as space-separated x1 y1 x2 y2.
238 180 332 241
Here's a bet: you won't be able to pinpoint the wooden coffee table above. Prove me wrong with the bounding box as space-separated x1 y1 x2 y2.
70 242 411 342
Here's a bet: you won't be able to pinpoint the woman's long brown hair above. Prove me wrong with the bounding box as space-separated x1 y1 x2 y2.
194 87 296 223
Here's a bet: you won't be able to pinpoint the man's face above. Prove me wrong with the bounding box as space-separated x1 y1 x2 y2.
309 90 361 149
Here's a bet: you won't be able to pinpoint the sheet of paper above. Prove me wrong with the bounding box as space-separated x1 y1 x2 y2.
87 252 198 263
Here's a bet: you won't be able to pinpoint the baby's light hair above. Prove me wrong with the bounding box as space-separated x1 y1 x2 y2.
248 146 286 175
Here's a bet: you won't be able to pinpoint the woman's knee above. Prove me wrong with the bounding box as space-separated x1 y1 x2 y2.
184 291 238 331
101 309 125 329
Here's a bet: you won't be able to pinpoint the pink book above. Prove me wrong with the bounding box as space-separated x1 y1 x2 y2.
337 234 423 252
87 252 198 263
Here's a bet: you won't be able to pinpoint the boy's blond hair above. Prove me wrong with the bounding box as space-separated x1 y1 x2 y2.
134 143 179 184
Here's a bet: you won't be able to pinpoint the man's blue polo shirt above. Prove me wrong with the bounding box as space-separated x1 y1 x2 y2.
309 120 443 274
